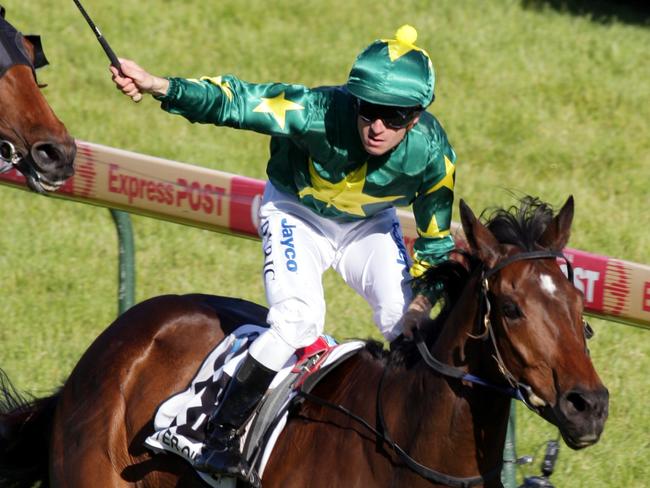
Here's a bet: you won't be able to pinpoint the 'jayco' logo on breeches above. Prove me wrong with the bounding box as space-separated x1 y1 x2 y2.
280 218 298 272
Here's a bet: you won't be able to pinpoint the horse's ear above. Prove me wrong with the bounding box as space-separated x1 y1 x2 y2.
538 195 574 251
459 199 500 268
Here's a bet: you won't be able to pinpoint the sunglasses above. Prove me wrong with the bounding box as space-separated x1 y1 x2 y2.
356 99 421 129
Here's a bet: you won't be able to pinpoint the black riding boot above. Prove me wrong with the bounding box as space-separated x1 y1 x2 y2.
194 354 276 482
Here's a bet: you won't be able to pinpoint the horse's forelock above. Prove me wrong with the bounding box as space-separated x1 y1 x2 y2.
482 196 555 251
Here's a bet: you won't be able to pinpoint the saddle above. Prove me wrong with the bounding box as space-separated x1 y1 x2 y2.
145 323 364 487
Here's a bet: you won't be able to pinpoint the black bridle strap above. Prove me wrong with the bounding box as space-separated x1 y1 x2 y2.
484 249 574 282
407 251 576 413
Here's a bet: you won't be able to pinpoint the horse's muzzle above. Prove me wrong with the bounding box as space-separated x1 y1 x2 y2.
22 138 76 192
556 385 609 449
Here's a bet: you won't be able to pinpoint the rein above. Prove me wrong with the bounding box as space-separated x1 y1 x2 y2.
299 382 496 488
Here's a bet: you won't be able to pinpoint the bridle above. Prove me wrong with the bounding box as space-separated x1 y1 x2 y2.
300 249 584 487
413 250 577 414
379 249 577 486
0 8 48 173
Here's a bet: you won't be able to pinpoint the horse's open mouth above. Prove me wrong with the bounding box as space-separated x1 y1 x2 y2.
16 158 65 194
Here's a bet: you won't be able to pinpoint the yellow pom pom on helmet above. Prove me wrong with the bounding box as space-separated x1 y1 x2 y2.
347 25 435 108
395 24 418 45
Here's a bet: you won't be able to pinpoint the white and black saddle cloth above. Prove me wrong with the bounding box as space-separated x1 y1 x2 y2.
144 324 364 487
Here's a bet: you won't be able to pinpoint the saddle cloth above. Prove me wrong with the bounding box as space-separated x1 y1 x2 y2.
144 325 364 487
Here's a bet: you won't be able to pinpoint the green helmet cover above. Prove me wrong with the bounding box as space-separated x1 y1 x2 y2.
347 25 435 108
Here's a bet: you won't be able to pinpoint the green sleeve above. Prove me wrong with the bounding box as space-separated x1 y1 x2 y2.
157 75 313 137
410 145 457 276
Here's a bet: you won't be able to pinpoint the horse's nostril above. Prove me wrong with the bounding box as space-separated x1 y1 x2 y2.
566 391 587 413
32 142 63 166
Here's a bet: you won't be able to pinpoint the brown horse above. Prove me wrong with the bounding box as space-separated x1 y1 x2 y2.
0 7 75 193
0 196 608 488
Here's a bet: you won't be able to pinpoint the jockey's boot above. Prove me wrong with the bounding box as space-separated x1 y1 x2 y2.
194 354 276 481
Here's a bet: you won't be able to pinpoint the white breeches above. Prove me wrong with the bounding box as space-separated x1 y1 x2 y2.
249 183 412 371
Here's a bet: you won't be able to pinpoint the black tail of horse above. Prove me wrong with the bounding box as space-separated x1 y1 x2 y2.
0 368 58 488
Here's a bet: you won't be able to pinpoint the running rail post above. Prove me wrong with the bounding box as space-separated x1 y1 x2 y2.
110 209 135 314
501 402 518 488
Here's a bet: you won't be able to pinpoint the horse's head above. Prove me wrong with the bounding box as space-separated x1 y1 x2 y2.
0 10 75 193
459 196 608 450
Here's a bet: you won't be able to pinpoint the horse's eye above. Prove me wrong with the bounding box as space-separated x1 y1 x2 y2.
501 300 523 320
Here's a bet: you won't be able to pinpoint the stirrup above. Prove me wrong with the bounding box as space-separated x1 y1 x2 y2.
196 448 261 488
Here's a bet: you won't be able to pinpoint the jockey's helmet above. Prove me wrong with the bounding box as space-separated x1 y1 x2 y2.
347 24 435 108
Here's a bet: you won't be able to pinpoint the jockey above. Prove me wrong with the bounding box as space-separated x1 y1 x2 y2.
111 24 456 482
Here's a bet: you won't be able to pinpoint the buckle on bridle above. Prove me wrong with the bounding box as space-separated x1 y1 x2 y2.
0 140 20 167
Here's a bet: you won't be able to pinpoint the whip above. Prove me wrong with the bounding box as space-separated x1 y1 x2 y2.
72 0 142 102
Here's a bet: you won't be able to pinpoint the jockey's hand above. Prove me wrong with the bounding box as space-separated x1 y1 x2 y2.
110 58 170 102
400 294 433 340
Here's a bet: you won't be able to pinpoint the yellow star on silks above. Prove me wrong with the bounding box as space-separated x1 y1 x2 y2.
382 25 432 62
385 38 417 62
200 76 234 101
418 215 451 239
424 156 455 196
417 155 455 238
253 92 304 129
381 38 430 62
298 161 403 217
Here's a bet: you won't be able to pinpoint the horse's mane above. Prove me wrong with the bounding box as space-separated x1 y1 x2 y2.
0 368 30 414
381 196 557 368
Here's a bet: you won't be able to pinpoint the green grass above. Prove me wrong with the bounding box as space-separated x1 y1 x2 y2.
1 0 649 486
